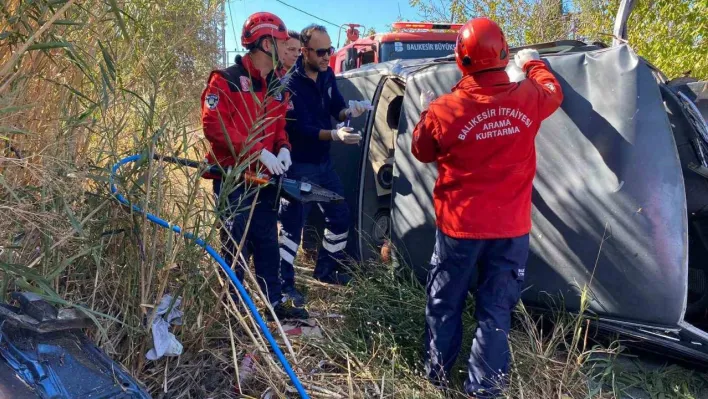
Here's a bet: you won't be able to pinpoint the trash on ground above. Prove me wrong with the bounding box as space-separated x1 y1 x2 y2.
238 352 258 385
146 294 184 361
308 311 345 319
282 319 323 338
261 387 276 399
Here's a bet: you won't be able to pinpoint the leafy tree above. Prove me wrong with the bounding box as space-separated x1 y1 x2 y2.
525 0 568 44
575 0 707 79
409 0 708 79
408 0 533 46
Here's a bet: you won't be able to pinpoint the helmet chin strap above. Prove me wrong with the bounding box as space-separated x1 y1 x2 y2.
257 38 280 65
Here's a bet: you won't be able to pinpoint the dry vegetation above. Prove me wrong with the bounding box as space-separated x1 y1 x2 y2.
1 1 707 398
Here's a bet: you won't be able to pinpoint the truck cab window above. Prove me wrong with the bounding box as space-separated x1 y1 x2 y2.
379 41 456 62
361 50 375 66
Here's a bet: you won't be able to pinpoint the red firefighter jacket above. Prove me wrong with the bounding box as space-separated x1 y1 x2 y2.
411 60 564 239
201 54 291 178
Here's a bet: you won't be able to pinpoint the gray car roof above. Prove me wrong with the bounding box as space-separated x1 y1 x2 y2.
336 57 449 80
335 42 609 81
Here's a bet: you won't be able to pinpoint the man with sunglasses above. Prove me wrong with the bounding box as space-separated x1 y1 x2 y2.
201 11 308 320
278 24 372 306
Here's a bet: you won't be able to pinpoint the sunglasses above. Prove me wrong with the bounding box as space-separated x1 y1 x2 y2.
307 46 335 57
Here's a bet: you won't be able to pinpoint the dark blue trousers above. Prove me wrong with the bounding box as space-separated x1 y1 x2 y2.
424 229 529 398
213 179 282 306
278 159 350 288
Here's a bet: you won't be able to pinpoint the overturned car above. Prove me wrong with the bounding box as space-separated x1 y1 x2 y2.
301 39 708 365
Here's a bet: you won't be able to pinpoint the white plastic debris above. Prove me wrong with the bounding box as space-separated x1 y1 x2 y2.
239 352 258 384
261 387 276 399
146 294 184 361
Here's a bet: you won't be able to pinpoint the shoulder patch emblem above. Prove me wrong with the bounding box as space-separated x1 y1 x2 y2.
287 100 294 111
240 76 251 92
545 82 556 93
205 94 219 110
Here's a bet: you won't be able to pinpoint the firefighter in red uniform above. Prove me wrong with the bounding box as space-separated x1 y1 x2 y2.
201 12 308 320
412 17 564 398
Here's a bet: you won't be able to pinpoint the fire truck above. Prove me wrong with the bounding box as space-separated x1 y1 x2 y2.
329 22 463 74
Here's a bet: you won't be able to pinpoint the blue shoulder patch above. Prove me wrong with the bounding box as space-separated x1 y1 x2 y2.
205 94 218 110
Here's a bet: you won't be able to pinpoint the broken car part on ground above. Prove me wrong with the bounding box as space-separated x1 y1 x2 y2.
0 292 152 398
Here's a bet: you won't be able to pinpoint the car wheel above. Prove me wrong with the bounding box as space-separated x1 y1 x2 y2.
377 163 394 190
371 209 390 247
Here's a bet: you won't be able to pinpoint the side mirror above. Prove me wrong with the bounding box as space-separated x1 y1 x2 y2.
345 47 359 70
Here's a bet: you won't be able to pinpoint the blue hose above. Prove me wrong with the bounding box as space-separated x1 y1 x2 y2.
109 154 309 399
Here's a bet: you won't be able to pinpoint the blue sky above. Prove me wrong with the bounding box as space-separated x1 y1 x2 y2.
224 0 425 53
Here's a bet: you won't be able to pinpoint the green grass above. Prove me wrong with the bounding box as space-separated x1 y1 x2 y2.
273 257 708 399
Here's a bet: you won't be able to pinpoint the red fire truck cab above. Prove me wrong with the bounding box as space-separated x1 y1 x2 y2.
330 22 462 74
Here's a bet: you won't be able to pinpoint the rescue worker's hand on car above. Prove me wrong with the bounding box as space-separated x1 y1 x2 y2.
345 100 373 118
420 90 436 110
331 126 362 144
277 147 292 171
514 48 540 69
260 148 285 175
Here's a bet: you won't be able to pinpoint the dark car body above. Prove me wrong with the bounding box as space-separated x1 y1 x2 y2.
0 292 151 398
303 41 708 365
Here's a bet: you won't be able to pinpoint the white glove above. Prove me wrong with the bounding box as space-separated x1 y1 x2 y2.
277 147 292 171
514 48 540 70
506 63 526 82
331 126 362 145
259 149 285 175
420 90 436 110
345 100 373 118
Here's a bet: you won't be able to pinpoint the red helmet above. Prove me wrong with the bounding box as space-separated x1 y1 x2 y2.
454 17 509 75
241 12 288 48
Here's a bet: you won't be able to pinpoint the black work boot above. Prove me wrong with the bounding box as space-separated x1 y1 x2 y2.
282 285 306 307
268 301 309 321
315 270 352 286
